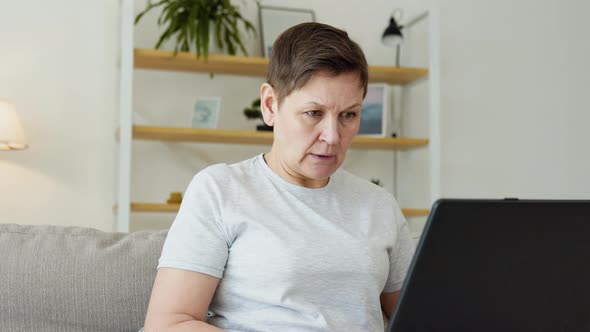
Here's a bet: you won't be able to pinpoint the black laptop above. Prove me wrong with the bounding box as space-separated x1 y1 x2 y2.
387 199 590 332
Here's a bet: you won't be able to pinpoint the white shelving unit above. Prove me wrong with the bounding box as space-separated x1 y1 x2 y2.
116 0 135 232
115 0 440 233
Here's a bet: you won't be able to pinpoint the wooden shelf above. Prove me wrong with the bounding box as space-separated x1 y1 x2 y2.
131 202 429 218
131 203 181 213
134 48 269 78
368 65 429 85
132 125 428 151
134 48 428 85
401 208 431 218
351 135 428 151
133 125 273 145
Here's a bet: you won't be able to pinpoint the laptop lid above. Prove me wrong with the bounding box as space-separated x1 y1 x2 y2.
387 199 590 332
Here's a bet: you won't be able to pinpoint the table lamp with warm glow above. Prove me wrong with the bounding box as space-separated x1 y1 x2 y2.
0 100 28 151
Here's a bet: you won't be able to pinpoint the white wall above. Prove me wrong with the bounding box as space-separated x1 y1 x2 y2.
437 0 590 199
0 0 119 231
1 0 589 232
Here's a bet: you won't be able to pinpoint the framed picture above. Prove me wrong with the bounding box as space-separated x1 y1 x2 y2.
359 84 391 136
191 97 221 129
258 5 315 57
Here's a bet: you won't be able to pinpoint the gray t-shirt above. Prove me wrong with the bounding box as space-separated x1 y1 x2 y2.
158 154 415 331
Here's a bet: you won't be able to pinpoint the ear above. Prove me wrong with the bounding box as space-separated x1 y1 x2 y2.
260 83 278 126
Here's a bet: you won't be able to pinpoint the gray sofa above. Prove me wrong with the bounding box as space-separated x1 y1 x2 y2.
0 223 167 332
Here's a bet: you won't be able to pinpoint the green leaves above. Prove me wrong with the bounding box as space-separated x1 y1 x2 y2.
135 0 257 60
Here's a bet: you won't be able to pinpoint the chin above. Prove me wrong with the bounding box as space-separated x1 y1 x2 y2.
306 168 338 181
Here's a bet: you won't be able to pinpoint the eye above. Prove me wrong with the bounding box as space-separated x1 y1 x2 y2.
340 112 358 119
305 110 322 117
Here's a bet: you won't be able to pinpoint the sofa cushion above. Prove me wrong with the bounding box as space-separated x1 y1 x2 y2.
0 224 167 332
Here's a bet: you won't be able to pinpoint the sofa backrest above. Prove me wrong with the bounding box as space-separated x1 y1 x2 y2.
0 223 167 332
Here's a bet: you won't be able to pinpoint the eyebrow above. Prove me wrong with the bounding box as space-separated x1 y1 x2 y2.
303 102 362 111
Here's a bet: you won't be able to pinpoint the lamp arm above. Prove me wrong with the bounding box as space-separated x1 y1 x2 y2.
403 12 429 30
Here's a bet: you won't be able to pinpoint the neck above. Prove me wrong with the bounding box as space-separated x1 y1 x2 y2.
263 152 329 188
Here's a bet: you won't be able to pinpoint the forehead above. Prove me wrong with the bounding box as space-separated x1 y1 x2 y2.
290 71 364 99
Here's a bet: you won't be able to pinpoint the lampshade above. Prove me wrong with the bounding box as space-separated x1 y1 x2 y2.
0 100 28 151
381 16 404 46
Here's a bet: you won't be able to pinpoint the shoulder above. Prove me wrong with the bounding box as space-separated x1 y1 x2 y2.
186 156 261 199
335 169 393 201
335 169 406 227
193 155 258 182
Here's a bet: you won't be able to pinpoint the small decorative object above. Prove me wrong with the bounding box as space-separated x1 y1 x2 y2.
359 84 391 136
370 179 383 187
258 5 315 57
243 98 272 131
134 0 256 59
243 98 262 119
166 192 182 204
192 97 221 129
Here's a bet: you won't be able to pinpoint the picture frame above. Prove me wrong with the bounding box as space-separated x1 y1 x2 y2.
258 5 316 57
358 84 391 136
191 97 221 129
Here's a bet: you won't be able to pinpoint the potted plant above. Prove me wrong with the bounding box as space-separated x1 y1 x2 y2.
135 0 257 59
243 98 272 131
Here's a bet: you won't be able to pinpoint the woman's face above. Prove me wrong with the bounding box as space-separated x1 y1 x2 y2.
261 71 364 188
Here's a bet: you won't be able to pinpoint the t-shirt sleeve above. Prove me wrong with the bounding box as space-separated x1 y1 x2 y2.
158 169 229 278
383 203 416 293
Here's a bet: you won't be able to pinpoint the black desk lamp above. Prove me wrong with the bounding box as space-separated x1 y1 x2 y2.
381 10 428 67
382 16 404 46
382 10 404 67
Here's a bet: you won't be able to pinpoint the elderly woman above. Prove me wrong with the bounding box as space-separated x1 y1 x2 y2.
144 22 414 332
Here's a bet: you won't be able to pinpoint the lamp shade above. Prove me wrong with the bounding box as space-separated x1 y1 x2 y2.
381 16 403 46
0 100 28 151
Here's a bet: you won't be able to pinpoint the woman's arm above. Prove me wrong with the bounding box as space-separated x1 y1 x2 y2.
144 267 224 331
380 290 401 320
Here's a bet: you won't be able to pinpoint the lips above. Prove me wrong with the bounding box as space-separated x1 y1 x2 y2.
310 153 336 159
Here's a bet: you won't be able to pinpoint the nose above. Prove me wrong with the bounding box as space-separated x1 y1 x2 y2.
319 116 340 145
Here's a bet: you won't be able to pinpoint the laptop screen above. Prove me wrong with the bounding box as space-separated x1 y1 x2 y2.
388 199 590 332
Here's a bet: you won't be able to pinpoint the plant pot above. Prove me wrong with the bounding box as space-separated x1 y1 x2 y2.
256 124 273 131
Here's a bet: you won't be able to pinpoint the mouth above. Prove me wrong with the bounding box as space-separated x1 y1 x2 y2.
310 153 337 160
